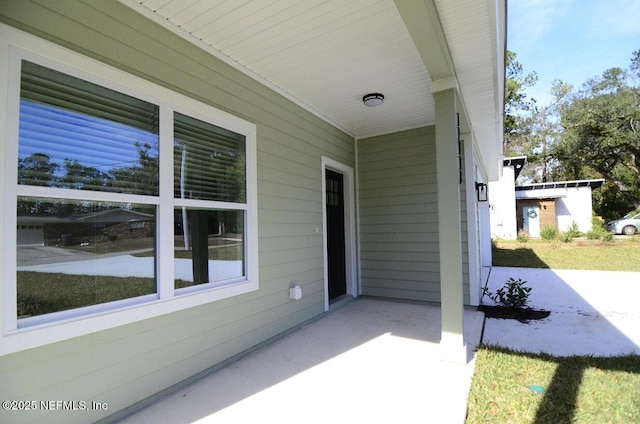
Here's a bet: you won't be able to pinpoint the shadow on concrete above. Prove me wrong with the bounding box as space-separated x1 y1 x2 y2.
481 265 640 423
112 299 484 423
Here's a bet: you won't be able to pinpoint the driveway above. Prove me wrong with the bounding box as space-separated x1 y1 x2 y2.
17 245 93 266
17 249 242 282
482 267 640 356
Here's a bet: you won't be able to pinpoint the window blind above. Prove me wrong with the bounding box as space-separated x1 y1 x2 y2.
174 112 246 203
18 61 159 195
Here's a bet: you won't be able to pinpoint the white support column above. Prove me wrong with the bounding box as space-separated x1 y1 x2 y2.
434 88 467 364
479 201 492 268
463 134 481 307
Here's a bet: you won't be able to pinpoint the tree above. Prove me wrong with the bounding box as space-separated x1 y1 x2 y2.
17 153 60 215
503 51 571 183
525 80 572 183
108 142 159 195
503 50 538 157
17 153 59 187
60 159 109 191
553 51 640 215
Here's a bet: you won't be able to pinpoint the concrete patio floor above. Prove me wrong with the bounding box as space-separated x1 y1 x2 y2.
482 267 640 356
115 298 485 424
113 266 640 423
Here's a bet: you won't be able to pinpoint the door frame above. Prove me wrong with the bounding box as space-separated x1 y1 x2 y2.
322 156 358 311
523 205 541 237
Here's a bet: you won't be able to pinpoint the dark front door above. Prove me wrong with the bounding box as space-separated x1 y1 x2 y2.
326 169 346 300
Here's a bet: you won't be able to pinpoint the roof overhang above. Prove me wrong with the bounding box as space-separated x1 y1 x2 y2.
119 0 506 180
503 156 527 180
516 179 606 191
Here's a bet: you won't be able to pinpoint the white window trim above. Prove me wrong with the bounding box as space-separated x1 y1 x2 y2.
0 23 259 356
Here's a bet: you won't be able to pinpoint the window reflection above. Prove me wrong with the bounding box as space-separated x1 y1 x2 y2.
16 198 156 318
174 208 245 288
174 112 245 202
18 61 159 195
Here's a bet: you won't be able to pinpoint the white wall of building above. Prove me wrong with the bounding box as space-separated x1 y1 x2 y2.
489 165 518 239
490 156 600 238
516 186 595 233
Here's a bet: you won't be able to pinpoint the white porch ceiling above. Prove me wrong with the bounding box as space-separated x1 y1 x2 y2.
120 0 504 180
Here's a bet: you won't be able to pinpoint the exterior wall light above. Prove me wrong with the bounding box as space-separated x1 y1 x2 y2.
475 182 488 202
363 93 384 107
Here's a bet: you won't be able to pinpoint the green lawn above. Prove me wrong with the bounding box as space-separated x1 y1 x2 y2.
492 237 640 272
17 272 195 318
467 347 640 424
467 236 640 423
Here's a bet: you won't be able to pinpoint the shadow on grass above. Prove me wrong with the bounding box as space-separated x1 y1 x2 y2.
535 353 640 424
491 245 550 268
469 345 640 424
483 241 640 423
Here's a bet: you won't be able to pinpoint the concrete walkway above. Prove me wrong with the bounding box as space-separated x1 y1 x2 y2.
482 267 640 356
115 299 484 424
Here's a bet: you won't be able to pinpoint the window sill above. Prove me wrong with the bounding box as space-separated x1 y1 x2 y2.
0 279 258 356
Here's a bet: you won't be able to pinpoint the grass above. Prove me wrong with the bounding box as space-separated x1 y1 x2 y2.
492 237 640 272
17 272 156 317
466 346 640 424
17 272 200 317
17 241 241 317
470 235 640 423
66 237 155 255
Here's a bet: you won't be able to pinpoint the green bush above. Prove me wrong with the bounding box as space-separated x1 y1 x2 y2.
516 230 530 243
540 225 559 241
586 230 600 240
587 214 614 241
601 231 615 242
483 277 531 309
559 232 574 243
592 213 606 229
565 221 581 238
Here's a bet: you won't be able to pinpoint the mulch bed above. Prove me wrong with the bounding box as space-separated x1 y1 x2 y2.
478 305 551 323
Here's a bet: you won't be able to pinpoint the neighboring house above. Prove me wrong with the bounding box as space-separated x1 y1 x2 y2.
490 157 604 238
0 1 505 423
17 209 154 246
488 156 526 239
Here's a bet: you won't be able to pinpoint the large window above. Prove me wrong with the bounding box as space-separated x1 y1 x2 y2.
17 61 160 320
1 25 258 353
173 113 247 290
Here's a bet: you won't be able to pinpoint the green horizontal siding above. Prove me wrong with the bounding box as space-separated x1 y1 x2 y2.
358 126 471 304
358 127 442 303
0 1 353 423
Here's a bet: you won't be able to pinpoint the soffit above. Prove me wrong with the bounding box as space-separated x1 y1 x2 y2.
120 0 504 179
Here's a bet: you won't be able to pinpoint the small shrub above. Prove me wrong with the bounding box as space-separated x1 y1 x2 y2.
559 232 573 243
585 230 602 240
592 214 606 229
540 225 559 241
601 231 615 242
565 221 581 238
483 277 531 309
587 216 614 241
516 230 530 243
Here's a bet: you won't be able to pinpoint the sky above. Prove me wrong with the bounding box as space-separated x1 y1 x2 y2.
508 0 640 106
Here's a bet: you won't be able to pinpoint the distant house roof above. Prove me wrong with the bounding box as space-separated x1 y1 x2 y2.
516 179 605 191
503 156 527 180
17 208 154 224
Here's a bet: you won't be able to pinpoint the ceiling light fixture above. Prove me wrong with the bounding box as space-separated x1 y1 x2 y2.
363 93 384 107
